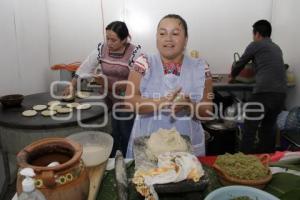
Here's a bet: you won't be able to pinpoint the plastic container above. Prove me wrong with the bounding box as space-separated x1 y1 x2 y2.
67 131 113 167
204 185 280 200
18 168 46 200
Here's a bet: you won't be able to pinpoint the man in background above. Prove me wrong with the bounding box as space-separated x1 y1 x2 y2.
231 19 287 153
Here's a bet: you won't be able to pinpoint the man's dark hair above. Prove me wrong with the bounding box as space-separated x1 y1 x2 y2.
252 19 272 37
106 21 129 41
158 14 188 37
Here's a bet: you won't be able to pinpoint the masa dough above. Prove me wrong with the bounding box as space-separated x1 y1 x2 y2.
146 128 188 161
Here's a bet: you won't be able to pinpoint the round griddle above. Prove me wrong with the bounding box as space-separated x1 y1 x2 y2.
0 92 106 129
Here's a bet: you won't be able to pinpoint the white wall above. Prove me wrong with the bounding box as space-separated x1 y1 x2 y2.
272 0 300 109
0 0 299 108
0 0 49 95
125 0 273 73
48 0 273 74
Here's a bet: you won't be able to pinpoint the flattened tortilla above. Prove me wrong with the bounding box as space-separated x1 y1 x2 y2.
33 104 47 111
22 110 37 117
76 103 91 110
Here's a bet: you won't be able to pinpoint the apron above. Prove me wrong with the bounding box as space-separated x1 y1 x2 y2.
126 54 206 158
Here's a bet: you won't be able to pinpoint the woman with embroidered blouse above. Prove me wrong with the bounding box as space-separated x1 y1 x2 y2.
65 21 142 157
125 14 213 158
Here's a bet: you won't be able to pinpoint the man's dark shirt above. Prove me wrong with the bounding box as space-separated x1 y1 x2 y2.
231 38 287 94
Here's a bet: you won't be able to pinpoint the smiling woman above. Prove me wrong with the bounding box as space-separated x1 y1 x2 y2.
125 14 213 158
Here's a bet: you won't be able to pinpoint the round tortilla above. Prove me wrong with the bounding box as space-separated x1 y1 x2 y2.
33 104 47 111
22 110 38 117
76 91 91 99
66 102 80 108
76 103 91 110
41 110 57 117
48 100 61 106
57 107 72 114
48 105 62 111
61 95 75 102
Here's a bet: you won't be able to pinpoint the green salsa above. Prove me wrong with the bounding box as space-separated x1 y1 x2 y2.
215 152 269 180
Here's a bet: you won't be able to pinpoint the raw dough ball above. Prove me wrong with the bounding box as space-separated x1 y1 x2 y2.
22 110 38 117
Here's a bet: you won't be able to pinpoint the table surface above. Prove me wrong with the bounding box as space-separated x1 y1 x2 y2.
0 92 105 129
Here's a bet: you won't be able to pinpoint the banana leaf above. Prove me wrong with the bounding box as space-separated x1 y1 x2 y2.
265 173 300 199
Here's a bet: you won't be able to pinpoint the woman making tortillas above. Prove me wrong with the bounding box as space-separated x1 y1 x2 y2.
125 14 213 158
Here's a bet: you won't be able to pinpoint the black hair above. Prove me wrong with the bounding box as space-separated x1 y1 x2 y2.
106 21 129 41
252 19 272 37
158 14 188 37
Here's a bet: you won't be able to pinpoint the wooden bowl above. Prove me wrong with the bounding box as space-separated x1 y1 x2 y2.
0 94 24 107
213 154 272 189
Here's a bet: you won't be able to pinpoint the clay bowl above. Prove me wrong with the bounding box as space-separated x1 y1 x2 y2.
213 154 272 189
0 94 24 107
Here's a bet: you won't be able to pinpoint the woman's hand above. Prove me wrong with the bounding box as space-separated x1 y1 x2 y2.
171 94 192 114
93 75 105 86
